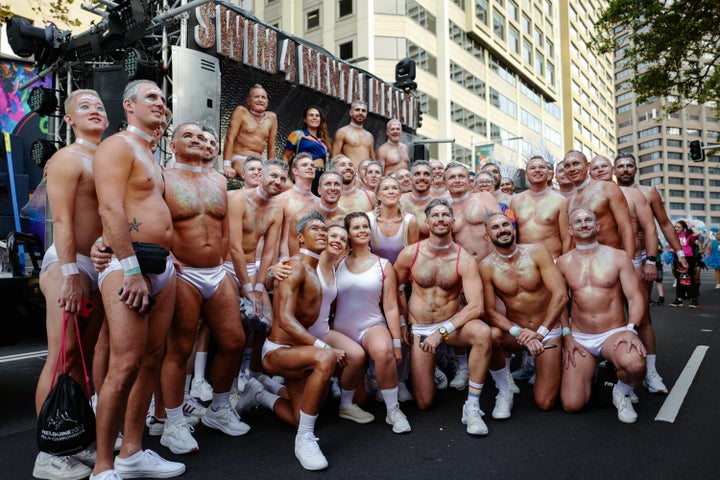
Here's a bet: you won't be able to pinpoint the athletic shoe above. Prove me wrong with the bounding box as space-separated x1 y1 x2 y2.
145 415 165 436
183 396 207 421
669 298 683 307
434 367 448 390
339 403 375 424
461 400 489 436
612 392 638 424
33 451 92 480
491 390 514 420
72 444 96 468
294 432 328 471
160 420 199 455
202 406 251 436
449 366 469 390
507 371 520 394
385 403 411 433
528 374 536 386
190 377 213 403
643 371 668 394
629 389 639 404
330 376 341 398
235 377 264 414
511 354 535 380
90 469 122 480
113 432 123 452
689 300 699 309
398 381 414 402
715 283 720 290
114 449 185 479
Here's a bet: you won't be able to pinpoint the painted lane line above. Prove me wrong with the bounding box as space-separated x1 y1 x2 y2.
655 345 709 423
0 350 48 363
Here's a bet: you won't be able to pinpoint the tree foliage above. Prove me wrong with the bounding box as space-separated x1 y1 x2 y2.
1 1 80 29
591 0 720 113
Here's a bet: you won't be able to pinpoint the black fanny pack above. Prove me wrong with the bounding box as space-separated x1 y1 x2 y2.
132 242 169 274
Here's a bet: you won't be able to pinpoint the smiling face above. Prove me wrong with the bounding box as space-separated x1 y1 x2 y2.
171 123 206 161
304 107 322 131
569 208 599 241
376 177 402 207
386 119 402 141
395 168 412 192
65 92 109 135
444 166 470 196
247 86 268 113
526 158 549 186
298 218 328 253
242 159 264 188
346 214 371 249
349 102 368 124
325 225 348 256
411 164 432 194
262 164 287 196
589 156 613 182
318 172 343 203
485 214 516 248
475 172 494 193
562 151 588 185
125 82 166 130
425 202 455 237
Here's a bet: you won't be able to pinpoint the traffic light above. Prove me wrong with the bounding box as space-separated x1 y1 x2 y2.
394 58 417 92
417 107 423 129
689 140 705 162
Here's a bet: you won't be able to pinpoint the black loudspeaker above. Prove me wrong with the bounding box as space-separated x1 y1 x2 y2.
412 143 428 161
92 66 128 139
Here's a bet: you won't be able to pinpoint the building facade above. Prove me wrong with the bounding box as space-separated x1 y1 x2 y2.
246 0 615 175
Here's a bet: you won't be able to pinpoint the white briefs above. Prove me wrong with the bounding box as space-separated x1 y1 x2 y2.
40 244 99 292
571 326 635 358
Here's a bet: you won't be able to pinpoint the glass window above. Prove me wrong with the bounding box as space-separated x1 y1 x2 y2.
534 51 544 76
508 2 518 21
493 12 505 40
489 87 517 118
374 36 406 60
668 177 684 185
509 25 520 54
476 0 489 25
375 0 405 14
339 41 353 60
669 202 685 210
669 190 684 197
338 0 353 17
408 0 436 33
689 191 705 198
306 9 320 30
523 39 532 65
522 14 530 34
667 164 684 172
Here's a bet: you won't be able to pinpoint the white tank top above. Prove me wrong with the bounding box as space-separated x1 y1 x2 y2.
334 256 387 339
367 211 414 264
307 263 336 340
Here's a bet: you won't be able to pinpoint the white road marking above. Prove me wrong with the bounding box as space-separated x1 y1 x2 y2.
0 350 48 363
655 345 709 423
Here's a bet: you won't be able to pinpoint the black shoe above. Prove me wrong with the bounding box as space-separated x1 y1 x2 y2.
689 300 699 309
657 296 664 305
669 299 683 307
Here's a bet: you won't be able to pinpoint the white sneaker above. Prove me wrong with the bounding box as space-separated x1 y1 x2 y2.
234 377 264 414
202 406 251 436
190 377 213 403
145 415 165 436
643 371 668 394
33 451 92 480
449 366 469 390
183 396 207 421
114 449 185 478
385 403 412 433
715 283 720 290
294 432 328 471
507 370 520 394
339 403 375 424
461 400 489 436
491 390 514 420
330 377 341 398
612 391 638 424
72 444 96 467
434 367 448 390
398 381 414 402
160 420 199 455
629 390 639 404
113 432 123 452
90 469 122 480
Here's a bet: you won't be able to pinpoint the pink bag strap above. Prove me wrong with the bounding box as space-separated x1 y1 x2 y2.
49 312 92 401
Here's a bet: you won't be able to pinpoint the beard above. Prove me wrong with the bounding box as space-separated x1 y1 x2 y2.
491 233 515 249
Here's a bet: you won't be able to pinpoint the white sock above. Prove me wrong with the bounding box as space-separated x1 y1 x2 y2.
258 390 280 410
339 388 356 409
166 406 183 425
490 366 510 393
259 375 284 395
504 356 512 370
614 380 633 397
211 391 231 410
297 410 317 436
380 386 399 410
184 374 192 393
194 352 208 380
646 354 658 376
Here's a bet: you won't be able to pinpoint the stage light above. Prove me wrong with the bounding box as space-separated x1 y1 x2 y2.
28 88 59 116
6 16 70 68
123 48 160 81
30 140 58 168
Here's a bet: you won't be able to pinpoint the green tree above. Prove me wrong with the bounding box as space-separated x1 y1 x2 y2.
592 0 720 113
1 1 80 28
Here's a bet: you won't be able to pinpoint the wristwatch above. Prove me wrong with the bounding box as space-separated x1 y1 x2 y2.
438 326 450 340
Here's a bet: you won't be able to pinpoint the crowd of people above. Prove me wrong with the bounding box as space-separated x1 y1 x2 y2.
33 80 714 480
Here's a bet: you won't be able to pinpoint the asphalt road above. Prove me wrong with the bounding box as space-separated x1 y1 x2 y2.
1 271 718 479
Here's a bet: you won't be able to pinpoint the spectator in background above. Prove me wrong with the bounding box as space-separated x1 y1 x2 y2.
670 220 699 308
282 105 332 196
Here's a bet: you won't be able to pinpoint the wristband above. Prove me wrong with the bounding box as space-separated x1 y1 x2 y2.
509 326 521 338
676 250 685 258
242 283 253 294
223 160 232 167
120 255 140 272
313 339 330 349
254 283 266 292
645 259 656 266
443 321 456 335
399 315 407 327
267 266 274 279
124 267 142 276
562 327 572 337
392 338 402 348
95 237 103 243
398 283 406 292
536 326 550 338
626 323 637 332
61 263 79 277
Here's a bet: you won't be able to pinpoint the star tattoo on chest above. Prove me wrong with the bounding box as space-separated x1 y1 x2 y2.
128 217 142 232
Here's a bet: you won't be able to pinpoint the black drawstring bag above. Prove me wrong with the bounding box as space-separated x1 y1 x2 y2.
37 312 95 455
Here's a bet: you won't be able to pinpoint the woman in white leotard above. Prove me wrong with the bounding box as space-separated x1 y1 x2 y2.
334 212 411 433
366 176 419 401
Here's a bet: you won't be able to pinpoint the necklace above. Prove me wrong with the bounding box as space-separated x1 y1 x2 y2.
496 247 519 259
293 184 312 196
249 108 266 124
126 125 154 143
576 241 599 250
576 176 591 190
450 192 469 203
75 138 98 151
388 139 401 146
350 122 364 129
318 202 337 213
299 248 321 259
173 163 202 173
411 193 430 202
529 186 551 196
344 186 356 195
256 186 270 201
427 240 452 250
